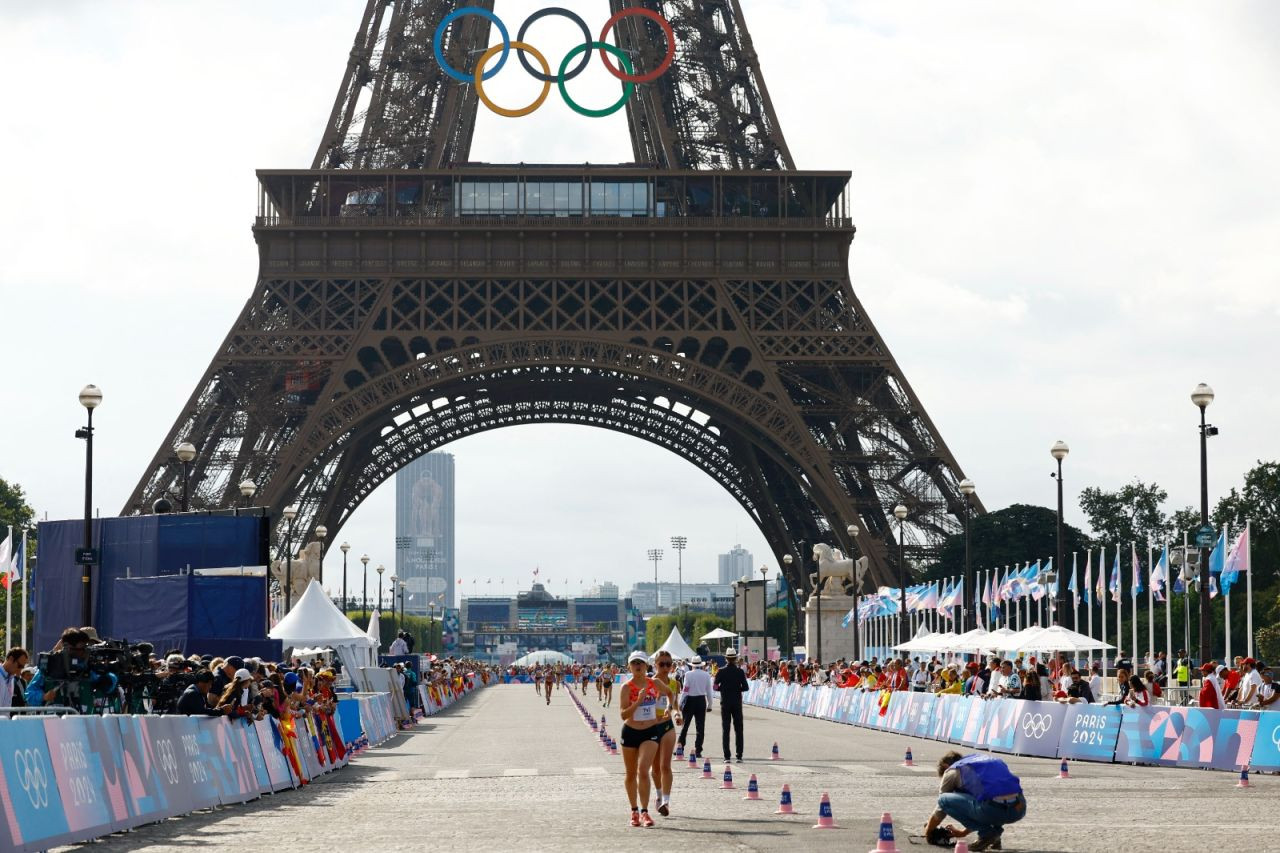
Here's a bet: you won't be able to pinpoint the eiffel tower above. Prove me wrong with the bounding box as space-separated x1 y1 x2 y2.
125 0 982 603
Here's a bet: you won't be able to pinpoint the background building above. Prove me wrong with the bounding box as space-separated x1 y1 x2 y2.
396 451 456 612
626 580 776 615
461 583 630 664
718 544 754 584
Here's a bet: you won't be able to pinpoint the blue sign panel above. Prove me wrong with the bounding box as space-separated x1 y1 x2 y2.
1058 704 1122 761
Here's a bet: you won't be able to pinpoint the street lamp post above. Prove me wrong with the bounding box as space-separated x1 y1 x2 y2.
340 542 351 613
175 442 196 512
376 564 385 612
647 548 663 612
959 479 976 632
782 553 794 659
670 536 687 620
282 505 299 611
1192 383 1216 665
76 384 102 627
238 479 256 509
759 565 770 661
1050 441 1069 626
894 505 909 649
390 575 399 631
360 554 370 615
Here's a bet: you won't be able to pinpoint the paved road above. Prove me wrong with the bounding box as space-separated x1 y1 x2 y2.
67 683 1272 852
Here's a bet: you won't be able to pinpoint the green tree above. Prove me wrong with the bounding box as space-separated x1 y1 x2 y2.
348 610 442 655
0 477 34 533
1166 506 1201 544
923 504 1090 582
1078 479 1169 545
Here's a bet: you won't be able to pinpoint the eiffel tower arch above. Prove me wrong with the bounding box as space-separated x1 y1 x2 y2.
124 0 982 602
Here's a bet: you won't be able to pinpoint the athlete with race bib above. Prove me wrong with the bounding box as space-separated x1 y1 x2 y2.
619 651 677 826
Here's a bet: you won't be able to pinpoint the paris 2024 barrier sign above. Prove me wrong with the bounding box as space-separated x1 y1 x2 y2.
746 682 1280 774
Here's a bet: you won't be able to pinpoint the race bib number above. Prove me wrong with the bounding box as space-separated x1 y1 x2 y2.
633 698 656 722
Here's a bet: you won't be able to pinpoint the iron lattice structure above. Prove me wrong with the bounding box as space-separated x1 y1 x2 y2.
126 0 982 600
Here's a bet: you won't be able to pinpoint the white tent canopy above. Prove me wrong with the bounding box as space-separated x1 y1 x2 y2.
658 626 697 660
700 627 737 641
269 580 377 672
513 650 574 667
937 627 991 653
895 631 960 653
1016 624 1115 653
991 627 1047 653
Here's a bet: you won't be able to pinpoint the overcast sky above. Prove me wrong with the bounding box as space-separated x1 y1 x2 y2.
2 1 1277 600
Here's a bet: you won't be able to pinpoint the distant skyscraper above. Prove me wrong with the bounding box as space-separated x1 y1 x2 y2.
718 544 753 585
396 451 456 612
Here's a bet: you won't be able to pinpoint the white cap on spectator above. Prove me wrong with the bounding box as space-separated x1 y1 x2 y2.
234 668 252 681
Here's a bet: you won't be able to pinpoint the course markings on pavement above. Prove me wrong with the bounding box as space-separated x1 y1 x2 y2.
502 768 539 776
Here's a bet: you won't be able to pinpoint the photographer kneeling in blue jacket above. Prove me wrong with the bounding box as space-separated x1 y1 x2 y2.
923 751 1025 851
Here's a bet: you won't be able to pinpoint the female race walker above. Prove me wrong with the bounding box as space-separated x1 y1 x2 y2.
544 665 556 705
601 664 614 707
650 650 682 816
619 651 677 826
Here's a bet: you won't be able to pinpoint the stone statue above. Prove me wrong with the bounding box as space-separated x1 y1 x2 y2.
809 542 869 597
270 540 323 604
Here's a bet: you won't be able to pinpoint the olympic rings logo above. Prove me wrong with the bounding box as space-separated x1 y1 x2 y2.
153 738 180 785
13 749 49 809
432 6 675 118
1270 724 1280 750
1020 712 1052 740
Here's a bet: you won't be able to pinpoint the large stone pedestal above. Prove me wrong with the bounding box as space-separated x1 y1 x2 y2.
803 591 856 664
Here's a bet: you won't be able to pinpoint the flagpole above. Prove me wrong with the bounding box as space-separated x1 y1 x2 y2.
1100 545 1108 678
4 525 10 648
1246 521 1254 659
1130 544 1138 671
1164 539 1172 683
1115 548 1122 670
1224 522 1231 664
20 527 28 649
1152 540 1162 666
1086 549 1094 667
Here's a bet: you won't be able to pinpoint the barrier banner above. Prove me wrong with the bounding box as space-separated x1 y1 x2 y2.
335 697 364 746
253 717 297 791
912 692 936 738
200 717 261 804
883 692 910 732
43 715 132 838
1247 712 1280 772
114 715 173 824
929 694 961 740
1057 704 1121 762
976 698 1021 752
957 696 983 742
1012 702 1067 758
235 718 274 796
0 717 76 852
139 715 204 814
1116 706 1258 771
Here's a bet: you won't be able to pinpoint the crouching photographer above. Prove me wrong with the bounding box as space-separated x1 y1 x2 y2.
28 627 159 713
922 751 1026 851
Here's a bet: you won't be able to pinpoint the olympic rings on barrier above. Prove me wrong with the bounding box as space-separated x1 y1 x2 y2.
1271 722 1280 750
1020 712 1053 739
433 5 673 117
475 42 552 119
597 7 676 84
14 748 50 809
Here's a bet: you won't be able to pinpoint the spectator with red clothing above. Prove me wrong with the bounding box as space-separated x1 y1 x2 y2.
1197 662 1223 709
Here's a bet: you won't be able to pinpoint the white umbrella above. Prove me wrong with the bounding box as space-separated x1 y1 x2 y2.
513 650 575 667
937 627 990 653
1020 625 1115 652
700 627 737 641
992 627 1048 653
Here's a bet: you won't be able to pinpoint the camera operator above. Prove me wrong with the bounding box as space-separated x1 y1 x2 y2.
177 670 226 716
26 627 93 707
153 654 196 714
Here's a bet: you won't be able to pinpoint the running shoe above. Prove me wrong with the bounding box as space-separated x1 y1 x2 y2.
640 811 655 827
630 811 640 827
657 800 670 817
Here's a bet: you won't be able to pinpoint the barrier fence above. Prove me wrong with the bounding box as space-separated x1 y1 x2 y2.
0 674 492 853
746 682 1280 775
